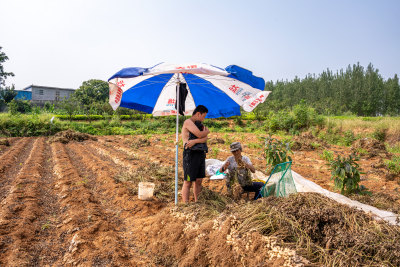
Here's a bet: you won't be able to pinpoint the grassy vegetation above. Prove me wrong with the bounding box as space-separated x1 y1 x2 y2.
1 111 400 145
328 116 400 135
384 156 400 175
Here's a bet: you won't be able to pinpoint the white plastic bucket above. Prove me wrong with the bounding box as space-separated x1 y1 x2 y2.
138 182 155 200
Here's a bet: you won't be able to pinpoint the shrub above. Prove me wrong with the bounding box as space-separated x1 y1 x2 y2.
384 156 400 175
320 150 334 162
0 99 6 112
372 128 387 142
0 114 63 136
44 102 55 113
293 100 309 129
8 99 32 114
204 119 229 129
263 135 292 171
234 116 245 126
242 112 256 120
329 154 362 195
342 130 356 146
56 114 104 120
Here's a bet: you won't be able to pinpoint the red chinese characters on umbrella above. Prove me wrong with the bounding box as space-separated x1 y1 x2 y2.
175 65 197 70
166 98 176 107
117 80 125 88
248 94 266 108
229 85 244 96
114 87 123 104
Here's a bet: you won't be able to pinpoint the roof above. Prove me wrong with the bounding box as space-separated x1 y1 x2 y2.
21 85 76 91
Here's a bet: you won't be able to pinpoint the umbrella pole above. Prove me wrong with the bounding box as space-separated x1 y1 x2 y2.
175 79 180 205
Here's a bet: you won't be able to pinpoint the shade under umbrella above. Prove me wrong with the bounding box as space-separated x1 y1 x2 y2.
108 63 270 204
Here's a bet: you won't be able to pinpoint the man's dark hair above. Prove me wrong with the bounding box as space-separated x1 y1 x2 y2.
192 105 208 115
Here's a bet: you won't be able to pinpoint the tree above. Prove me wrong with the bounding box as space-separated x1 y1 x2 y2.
0 46 14 86
0 47 16 106
59 97 80 120
73 79 109 106
261 62 399 116
0 84 17 103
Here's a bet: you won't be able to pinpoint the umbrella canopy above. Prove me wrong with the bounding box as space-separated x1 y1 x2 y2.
108 63 270 205
108 63 270 117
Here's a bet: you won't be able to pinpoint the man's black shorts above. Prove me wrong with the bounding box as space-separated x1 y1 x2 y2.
183 148 206 182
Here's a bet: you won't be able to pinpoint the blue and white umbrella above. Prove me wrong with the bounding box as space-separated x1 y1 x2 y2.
108 63 270 204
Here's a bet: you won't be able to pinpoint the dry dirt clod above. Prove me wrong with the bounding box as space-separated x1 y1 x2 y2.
0 139 10 146
352 137 389 158
209 138 225 145
49 130 97 144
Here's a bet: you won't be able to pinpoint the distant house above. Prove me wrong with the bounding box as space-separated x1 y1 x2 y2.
15 85 76 105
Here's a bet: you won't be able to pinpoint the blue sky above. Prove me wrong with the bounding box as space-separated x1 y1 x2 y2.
0 0 399 90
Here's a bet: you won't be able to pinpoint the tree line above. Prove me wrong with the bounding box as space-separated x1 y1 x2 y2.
262 63 400 116
2 44 399 117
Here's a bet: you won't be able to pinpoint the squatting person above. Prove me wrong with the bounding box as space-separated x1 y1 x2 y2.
219 142 263 200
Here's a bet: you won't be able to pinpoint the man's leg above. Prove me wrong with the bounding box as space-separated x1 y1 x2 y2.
193 178 203 202
182 181 192 203
253 182 264 200
193 151 205 202
244 182 264 200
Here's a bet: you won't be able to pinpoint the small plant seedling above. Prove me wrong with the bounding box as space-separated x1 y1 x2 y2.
320 150 334 162
384 156 400 175
41 221 51 230
211 148 220 159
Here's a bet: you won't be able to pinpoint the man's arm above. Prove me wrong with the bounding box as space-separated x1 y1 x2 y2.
184 120 209 138
219 160 230 173
243 158 256 173
185 136 207 148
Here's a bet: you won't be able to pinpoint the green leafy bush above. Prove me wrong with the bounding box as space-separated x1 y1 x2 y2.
293 100 309 129
0 114 63 136
203 119 229 129
342 130 356 146
384 156 400 175
329 154 362 195
8 99 32 114
263 136 292 171
372 128 387 142
320 150 334 162
56 114 104 120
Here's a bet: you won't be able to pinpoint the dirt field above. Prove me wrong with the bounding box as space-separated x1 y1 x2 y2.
0 132 399 266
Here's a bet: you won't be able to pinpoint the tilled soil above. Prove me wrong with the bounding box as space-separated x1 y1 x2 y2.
0 134 399 266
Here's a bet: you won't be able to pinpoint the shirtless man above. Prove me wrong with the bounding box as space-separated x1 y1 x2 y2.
181 105 209 202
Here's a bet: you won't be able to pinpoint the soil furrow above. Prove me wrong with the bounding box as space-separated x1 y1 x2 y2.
66 142 165 265
0 138 34 203
0 137 22 157
50 141 136 266
67 142 165 216
97 137 177 167
0 137 45 266
28 139 64 265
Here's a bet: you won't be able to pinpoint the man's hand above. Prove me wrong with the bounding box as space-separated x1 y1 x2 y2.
223 161 230 170
235 157 244 166
204 126 210 135
185 139 196 148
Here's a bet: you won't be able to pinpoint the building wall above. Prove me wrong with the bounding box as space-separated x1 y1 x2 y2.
29 86 75 104
15 91 32 100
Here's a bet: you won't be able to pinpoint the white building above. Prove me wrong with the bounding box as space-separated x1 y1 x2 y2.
20 85 75 104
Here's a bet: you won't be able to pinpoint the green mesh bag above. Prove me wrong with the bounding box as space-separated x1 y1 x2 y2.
256 162 297 199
